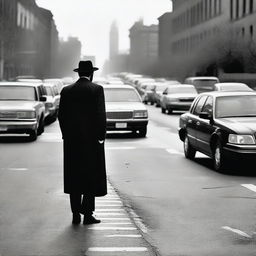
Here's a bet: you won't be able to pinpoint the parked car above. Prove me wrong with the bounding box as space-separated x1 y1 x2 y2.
213 82 253 92
141 84 156 105
160 84 198 114
43 79 64 93
0 82 46 140
184 76 219 93
153 83 171 107
179 91 256 171
43 83 60 121
103 84 148 137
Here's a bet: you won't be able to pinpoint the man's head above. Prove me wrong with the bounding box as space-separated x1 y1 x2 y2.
73 61 98 76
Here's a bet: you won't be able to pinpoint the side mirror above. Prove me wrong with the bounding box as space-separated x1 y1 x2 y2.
199 112 213 120
40 96 47 102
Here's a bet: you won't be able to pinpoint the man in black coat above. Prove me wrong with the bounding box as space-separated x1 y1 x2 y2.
58 60 107 225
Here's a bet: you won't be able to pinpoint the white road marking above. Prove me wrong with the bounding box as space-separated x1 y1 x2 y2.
95 213 126 216
96 204 123 207
105 234 142 238
166 149 183 155
241 184 256 193
100 218 130 220
96 209 125 212
7 168 28 171
88 227 137 231
222 226 252 238
100 222 132 225
96 200 122 203
87 247 147 252
129 209 148 234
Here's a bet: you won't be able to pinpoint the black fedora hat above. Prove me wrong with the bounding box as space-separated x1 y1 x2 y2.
73 60 99 72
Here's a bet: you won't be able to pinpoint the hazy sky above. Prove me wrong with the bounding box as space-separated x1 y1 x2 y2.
36 0 172 68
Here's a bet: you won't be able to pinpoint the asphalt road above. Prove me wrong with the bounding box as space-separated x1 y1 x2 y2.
0 105 256 256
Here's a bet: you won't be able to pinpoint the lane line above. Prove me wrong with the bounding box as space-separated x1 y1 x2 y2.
222 226 252 238
95 209 125 212
87 247 148 252
99 222 132 225
166 149 183 155
105 235 142 238
88 227 137 231
100 218 130 220
7 168 28 171
95 213 125 216
241 184 256 193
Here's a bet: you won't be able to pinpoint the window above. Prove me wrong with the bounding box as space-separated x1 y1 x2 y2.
192 96 208 115
243 0 247 15
250 25 253 37
249 0 254 13
236 0 240 18
230 0 234 19
201 96 213 115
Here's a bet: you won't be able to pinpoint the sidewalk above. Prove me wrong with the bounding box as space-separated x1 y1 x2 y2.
0 180 157 256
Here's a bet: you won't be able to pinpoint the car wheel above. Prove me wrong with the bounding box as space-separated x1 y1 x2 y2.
37 117 45 135
150 101 154 105
213 141 226 172
139 126 147 137
144 100 148 104
184 134 196 159
161 107 166 113
29 130 38 141
168 108 173 114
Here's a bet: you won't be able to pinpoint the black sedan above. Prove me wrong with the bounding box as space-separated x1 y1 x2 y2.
179 91 256 171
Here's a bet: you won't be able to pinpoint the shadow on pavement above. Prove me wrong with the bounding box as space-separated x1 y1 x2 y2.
194 157 256 177
106 131 147 140
0 135 32 143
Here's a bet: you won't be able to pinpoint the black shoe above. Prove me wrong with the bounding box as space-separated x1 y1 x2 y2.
72 213 81 225
83 215 101 225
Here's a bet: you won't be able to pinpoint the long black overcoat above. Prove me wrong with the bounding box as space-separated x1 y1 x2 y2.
58 78 107 196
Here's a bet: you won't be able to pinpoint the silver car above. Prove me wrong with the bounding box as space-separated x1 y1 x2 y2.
0 82 46 140
103 84 148 137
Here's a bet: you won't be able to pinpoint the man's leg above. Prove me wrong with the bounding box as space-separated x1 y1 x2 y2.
81 196 100 224
69 193 82 224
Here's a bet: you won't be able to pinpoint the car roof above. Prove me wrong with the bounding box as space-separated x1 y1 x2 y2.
103 84 134 90
0 82 43 87
168 84 195 88
199 91 256 98
214 82 248 86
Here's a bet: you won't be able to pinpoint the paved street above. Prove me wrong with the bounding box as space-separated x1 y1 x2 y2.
1 106 256 256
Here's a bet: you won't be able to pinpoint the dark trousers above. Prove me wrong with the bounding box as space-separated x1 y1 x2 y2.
70 194 95 216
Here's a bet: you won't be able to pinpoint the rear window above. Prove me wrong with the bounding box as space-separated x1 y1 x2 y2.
0 86 36 101
193 80 218 92
104 88 141 102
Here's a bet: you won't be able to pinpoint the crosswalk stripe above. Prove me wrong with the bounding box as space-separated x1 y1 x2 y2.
242 184 256 193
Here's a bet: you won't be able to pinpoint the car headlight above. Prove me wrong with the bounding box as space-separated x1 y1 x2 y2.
133 110 148 118
228 134 256 145
17 111 36 119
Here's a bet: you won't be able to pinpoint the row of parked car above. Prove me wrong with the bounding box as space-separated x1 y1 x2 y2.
0 77 73 141
114 72 256 172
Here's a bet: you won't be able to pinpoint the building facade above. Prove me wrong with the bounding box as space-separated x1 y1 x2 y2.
158 0 256 78
109 21 119 59
129 20 158 73
0 0 59 80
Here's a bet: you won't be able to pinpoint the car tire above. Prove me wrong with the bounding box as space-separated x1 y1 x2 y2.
168 108 173 114
150 102 154 105
29 130 38 141
144 101 148 105
161 107 166 113
139 126 147 137
184 134 196 159
213 141 227 172
37 117 45 136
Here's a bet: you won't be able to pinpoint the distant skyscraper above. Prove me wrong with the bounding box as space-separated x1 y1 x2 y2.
109 21 119 58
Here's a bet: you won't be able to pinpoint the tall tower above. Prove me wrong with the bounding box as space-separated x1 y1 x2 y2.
109 21 119 58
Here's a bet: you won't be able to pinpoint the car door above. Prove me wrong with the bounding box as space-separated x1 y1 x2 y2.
196 96 215 155
186 95 208 149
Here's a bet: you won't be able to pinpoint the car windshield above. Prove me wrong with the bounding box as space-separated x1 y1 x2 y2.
167 87 197 94
216 95 256 118
0 86 36 101
193 80 217 92
146 85 155 90
104 88 141 102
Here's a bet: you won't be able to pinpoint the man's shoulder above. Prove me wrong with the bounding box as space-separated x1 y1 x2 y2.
61 83 75 94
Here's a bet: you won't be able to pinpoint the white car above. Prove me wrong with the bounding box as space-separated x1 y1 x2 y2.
213 82 253 92
103 84 148 137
